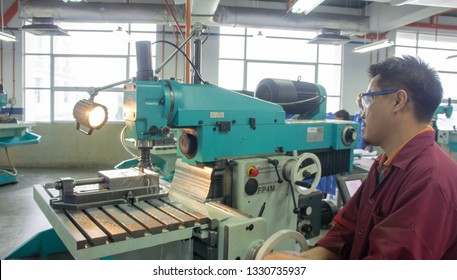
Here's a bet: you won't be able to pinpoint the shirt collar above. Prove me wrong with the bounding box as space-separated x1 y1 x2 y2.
376 126 435 172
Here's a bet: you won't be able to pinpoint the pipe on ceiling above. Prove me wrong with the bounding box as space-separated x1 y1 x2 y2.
19 1 369 34
213 6 370 33
20 1 185 24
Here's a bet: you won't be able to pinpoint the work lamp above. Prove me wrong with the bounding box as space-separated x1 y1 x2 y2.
73 99 108 135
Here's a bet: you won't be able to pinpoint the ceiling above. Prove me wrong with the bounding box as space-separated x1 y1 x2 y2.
14 0 457 36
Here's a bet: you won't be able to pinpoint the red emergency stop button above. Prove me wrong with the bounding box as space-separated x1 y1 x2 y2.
248 166 259 177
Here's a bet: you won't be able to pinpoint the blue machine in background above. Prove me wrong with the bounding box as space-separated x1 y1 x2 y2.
433 99 457 161
0 84 40 185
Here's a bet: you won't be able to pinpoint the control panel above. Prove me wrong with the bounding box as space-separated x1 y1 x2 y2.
297 191 322 239
230 155 324 243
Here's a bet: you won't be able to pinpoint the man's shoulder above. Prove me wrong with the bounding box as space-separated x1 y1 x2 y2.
407 142 457 173
408 143 457 208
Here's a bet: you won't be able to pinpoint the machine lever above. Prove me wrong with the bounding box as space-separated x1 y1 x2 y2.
288 182 300 214
267 159 283 183
295 181 311 189
258 202 266 217
142 126 159 136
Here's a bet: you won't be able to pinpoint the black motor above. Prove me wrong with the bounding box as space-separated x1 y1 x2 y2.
254 78 322 117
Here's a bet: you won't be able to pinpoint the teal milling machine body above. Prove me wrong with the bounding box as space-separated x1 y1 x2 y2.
124 79 356 164
26 41 359 260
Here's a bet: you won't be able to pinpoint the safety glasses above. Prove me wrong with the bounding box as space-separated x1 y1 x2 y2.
357 89 399 112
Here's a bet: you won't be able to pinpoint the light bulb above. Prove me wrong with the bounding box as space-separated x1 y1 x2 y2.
88 106 108 127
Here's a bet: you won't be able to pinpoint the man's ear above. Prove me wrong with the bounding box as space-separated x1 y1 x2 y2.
393 89 408 112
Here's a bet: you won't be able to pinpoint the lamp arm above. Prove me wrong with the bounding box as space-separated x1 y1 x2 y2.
87 78 133 101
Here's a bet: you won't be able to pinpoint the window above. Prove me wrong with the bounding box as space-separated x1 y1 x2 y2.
218 60 244 90
396 31 457 118
220 35 245 59
218 27 343 113
24 23 156 122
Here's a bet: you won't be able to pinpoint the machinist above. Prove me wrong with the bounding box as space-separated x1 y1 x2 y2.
265 55 457 259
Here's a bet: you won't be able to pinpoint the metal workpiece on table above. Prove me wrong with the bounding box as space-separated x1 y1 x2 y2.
98 169 159 190
49 168 166 210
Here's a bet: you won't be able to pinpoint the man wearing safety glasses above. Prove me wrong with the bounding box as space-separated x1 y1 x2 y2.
265 55 457 259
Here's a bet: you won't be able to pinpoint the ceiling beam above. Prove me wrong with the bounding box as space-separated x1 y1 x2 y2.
367 2 448 32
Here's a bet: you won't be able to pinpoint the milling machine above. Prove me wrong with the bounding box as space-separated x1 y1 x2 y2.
433 99 457 161
0 84 40 185
30 41 359 260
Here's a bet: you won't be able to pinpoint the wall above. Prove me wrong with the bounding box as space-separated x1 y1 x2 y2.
0 122 132 169
340 37 395 115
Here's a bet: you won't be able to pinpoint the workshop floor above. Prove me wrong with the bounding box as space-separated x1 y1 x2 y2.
0 168 96 259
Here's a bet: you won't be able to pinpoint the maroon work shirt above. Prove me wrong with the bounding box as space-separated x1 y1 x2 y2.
316 131 457 259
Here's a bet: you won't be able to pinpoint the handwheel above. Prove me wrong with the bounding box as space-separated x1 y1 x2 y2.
290 153 322 195
254 229 309 260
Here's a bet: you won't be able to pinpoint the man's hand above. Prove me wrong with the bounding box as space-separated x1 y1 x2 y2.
263 251 309 260
263 246 343 260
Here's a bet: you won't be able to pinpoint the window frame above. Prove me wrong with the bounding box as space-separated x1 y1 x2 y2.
24 23 157 123
218 27 343 113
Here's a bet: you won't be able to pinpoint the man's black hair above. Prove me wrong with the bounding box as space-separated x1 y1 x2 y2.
334 109 350 120
368 55 443 123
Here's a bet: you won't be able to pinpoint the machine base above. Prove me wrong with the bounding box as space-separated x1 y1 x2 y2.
0 169 17 186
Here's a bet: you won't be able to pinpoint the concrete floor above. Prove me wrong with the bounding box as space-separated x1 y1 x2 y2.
0 167 97 259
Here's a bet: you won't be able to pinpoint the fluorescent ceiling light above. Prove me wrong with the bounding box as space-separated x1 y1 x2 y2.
0 31 16 42
353 39 395 53
290 0 325 14
390 0 457 7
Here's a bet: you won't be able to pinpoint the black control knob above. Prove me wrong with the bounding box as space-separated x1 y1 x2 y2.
160 126 170 135
301 224 313 234
245 178 258 196
342 126 357 146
